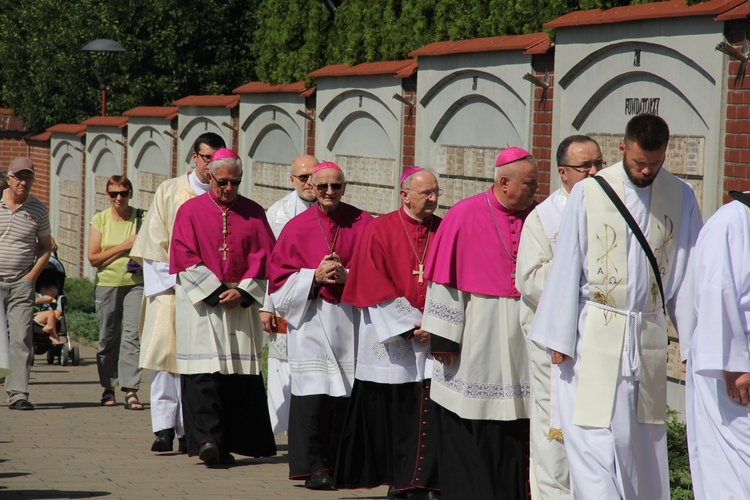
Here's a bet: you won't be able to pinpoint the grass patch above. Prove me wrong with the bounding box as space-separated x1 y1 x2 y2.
667 408 693 498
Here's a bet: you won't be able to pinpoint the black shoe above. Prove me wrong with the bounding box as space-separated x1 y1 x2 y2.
304 471 334 490
426 492 441 500
177 437 187 454
219 453 235 465
151 428 175 452
388 487 408 499
8 399 34 411
198 441 220 466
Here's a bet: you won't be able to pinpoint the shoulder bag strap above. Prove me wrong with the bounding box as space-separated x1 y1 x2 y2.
593 176 665 312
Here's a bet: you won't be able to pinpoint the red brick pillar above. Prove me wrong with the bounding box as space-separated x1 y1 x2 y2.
400 76 417 173
530 52 554 201
723 20 750 203
305 95 317 156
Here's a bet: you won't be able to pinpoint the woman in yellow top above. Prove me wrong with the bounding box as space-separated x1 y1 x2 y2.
87 175 144 410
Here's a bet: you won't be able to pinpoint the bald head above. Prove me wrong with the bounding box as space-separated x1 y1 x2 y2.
290 155 318 202
401 169 440 220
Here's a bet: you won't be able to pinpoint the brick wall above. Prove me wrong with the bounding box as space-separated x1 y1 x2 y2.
723 19 750 203
530 52 554 200
27 138 51 207
400 76 417 171
305 95 317 156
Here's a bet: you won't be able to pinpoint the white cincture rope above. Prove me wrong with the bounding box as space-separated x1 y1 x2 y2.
585 300 660 378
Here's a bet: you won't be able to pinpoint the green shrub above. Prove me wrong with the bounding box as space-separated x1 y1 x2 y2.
64 277 95 313
667 408 693 498
65 310 99 345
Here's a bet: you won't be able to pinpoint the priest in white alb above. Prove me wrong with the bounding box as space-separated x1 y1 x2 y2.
529 114 702 499
170 147 277 466
335 167 442 499
268 161 373 490
260 154 318 435
517 135 603 499
685 192 750 500
421 147 538 499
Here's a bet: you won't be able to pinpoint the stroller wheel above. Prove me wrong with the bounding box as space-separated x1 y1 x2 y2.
72 346 81 366
61 345 69 366
47 349 55 365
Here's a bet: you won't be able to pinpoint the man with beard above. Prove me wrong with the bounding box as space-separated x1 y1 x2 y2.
335 167 442 499
170 148 277 465
420 148 537 499
261 154 318 435
529 114 702 499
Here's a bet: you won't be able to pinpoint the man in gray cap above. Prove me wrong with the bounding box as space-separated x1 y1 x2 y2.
0 157 53 410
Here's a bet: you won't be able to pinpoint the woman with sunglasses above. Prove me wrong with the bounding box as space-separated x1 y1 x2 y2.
87 175 144 410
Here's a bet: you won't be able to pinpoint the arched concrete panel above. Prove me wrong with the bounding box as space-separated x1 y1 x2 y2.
178 117 227 172
420 69 525 108
318 89 396 122
429 94 521 145
327 111 396 159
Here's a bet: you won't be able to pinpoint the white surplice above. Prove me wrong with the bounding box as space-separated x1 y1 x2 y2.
685 200 750 500
517 187 570 500
269 268 356 397
356 297 432 384
174 265 266 375
529 168 702 500
422 283 530 420
262 191 314 433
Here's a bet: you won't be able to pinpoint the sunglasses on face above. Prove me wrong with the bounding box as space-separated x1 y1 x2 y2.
213 178 242 187
108 190 130 198
315 183 343 192
292 174 310 183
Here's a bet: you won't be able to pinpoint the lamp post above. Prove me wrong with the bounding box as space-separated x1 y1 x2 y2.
81 39 126 116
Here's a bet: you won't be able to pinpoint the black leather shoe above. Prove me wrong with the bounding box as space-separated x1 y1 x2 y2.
426 491 441 500
304 471 334 490
219 453 235 465
177 437 187 454
388 486 407 499
151 428 175 452
198 441 220 466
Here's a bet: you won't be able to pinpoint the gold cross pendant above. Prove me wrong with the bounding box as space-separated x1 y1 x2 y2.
218 243 229 261
412 264 424 284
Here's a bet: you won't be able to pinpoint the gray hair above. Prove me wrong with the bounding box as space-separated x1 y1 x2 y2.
209 157 243 176
494 155 537 182
310 168 346 185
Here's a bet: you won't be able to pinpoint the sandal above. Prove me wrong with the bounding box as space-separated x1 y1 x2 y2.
100 389 116 407
123 392 144 410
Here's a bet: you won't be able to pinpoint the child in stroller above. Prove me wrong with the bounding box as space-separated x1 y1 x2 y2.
34 282 64 345
32 256 80 366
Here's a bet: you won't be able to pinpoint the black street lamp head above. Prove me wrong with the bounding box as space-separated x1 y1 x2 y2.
81 39 126 115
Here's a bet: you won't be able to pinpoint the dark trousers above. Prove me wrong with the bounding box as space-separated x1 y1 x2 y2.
288 393 348 479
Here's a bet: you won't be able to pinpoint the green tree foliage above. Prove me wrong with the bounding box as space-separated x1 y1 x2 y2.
253 0 334 83
0 0 260 132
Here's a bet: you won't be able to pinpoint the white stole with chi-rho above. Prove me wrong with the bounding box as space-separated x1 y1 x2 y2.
576 161 682 428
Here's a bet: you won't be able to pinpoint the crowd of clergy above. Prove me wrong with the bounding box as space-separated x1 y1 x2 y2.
123 111 750 500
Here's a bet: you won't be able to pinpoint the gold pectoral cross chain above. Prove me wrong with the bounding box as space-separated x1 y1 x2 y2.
209 195 237 261
399 210 433 284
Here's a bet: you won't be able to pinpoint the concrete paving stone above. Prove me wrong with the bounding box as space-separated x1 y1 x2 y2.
1 343 390 499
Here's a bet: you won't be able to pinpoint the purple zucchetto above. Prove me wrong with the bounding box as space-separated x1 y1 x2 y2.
495 147 532 167
400 166 423 185
312 161 342 174
210 147 240 161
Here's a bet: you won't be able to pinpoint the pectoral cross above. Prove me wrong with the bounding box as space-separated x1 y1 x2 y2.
412 264 424 283
218 243 229 261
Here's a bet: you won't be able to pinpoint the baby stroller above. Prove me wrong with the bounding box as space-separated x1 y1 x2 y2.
31 255 81 366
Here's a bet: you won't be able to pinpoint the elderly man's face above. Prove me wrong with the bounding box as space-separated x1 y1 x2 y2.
401 171 440 220
209 166 242 204
6 171 34 200
290 157 317 203
313 168 346 214
498 160 538 211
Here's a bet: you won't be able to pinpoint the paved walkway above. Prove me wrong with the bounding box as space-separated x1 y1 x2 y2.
1 343 388 499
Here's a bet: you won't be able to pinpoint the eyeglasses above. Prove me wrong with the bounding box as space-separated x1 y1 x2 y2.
405 188 442 198
292 174 310 183
196 152 213 162
8 174 34 184
213 178 242 187
107 190 130 198
315 183 343 191
560 161 606 173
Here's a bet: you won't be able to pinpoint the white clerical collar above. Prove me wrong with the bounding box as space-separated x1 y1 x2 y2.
402 207 425 222
188 170 211 194
295 193 315 209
